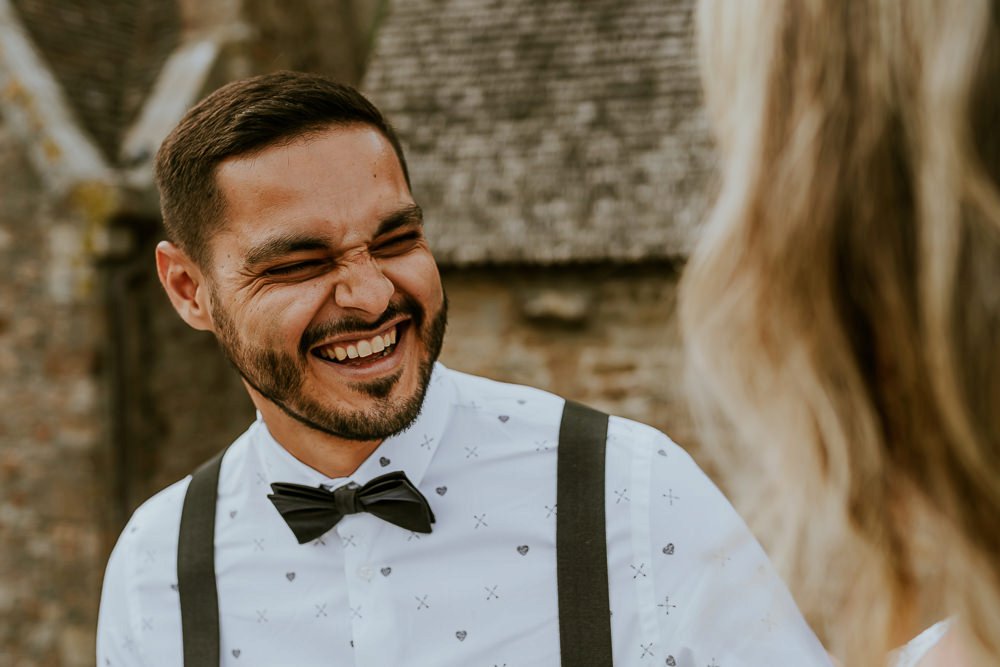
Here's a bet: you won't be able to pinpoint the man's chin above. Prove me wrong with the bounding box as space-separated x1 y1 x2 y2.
281 395 426 442
277 361 433 442
347 368 404 400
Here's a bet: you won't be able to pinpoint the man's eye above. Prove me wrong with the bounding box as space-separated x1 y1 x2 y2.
264 260 324 276
373 232 422 256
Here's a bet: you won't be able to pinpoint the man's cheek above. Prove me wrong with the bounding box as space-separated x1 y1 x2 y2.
253 296 323 342
391 253 439 287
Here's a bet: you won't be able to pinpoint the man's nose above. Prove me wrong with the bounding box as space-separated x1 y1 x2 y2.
333 254 394 314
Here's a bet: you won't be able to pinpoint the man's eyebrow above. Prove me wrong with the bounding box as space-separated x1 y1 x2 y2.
243 235 332 267
374 204 423 237
242 205 423 267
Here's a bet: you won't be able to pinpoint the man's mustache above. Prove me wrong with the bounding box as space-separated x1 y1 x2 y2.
298 296 425 355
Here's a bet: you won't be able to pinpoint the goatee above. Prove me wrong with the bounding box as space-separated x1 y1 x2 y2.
212 292 448 441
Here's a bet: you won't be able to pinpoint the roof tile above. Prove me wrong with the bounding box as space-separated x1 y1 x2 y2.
363 0 711 265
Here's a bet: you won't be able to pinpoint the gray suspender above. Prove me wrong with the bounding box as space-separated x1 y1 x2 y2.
177 400 612 666
556 400 614 665
177 448 226 666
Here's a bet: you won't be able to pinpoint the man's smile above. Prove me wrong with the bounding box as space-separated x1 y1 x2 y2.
310 320 408 366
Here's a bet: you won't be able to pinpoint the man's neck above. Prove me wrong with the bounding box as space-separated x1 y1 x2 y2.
249 394 382 479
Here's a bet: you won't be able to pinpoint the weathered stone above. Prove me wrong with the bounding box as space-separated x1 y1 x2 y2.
518 287 593 325
0 119 105 667
364 0 710 266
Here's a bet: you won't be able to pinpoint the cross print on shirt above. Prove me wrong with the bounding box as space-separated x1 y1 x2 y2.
545 504 557 518
256 609 268 623
485 585 499 600
474 513 488 528
662 488 680 506
658 596 678 615
350 605 363 620
312 537 327 547
407 531 423 541
255 472 266 486
315 604 328 618
420 435 434 450
630 563 648 579
415 595 430 610
252 539 265 552
341 534 357 548
465 445 480 459
614 488 630 504
640 642 654 658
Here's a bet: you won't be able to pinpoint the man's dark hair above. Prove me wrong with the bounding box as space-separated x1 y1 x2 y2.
154 70 410 266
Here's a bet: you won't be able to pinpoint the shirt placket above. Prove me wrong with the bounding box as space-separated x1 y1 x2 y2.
336 514 393 666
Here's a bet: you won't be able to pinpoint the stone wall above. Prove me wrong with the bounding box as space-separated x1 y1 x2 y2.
0 122 107 667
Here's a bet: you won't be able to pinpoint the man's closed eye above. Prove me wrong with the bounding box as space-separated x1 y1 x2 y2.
263 259 328 277
372 232 423 257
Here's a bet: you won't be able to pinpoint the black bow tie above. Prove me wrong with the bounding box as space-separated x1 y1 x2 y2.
267 471 435 543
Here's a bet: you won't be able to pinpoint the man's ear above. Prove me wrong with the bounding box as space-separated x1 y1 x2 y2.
155 241 215 332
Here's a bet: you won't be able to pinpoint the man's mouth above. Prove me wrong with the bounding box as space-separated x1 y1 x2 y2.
311 323 403 364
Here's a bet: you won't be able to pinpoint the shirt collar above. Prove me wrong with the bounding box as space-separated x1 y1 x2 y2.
252 362 454 491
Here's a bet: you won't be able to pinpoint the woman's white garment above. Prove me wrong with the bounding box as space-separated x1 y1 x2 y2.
893 621 952 667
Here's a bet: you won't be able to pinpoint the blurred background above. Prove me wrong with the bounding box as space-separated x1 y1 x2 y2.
0 0 711 663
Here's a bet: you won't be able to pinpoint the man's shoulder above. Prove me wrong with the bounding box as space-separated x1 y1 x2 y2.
607 413 682 451
113 425 256 554
440 366 688 456
116 476 191 554
443 366 564 411
605 412 703 475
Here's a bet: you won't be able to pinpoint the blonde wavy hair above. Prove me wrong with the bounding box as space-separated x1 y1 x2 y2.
681 1 1000 664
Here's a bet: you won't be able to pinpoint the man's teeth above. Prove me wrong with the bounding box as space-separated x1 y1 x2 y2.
317 328 398 362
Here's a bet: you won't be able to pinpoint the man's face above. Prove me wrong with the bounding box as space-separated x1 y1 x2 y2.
204 125 447 441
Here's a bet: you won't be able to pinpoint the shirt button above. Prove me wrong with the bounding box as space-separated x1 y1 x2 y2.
357 565 374 581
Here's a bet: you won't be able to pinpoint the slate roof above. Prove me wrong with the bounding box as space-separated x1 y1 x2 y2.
363 0 712 266
11 0 181 163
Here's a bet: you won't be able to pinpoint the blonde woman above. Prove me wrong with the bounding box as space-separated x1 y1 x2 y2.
680 1 999 666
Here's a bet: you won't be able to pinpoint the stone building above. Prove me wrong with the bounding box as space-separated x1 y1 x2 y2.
363 0 710 444
0 0 708 663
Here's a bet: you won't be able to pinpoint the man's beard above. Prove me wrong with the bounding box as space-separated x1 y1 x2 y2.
211 292 448 441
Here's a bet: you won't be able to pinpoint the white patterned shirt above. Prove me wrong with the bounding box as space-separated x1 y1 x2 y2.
97 364 832 666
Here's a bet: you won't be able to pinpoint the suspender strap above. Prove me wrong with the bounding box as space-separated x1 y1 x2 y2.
556 400 613 667
178 448 226 666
